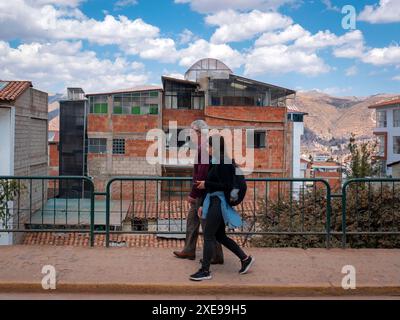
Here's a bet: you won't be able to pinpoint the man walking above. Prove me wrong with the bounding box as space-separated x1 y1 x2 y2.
173 120 224 263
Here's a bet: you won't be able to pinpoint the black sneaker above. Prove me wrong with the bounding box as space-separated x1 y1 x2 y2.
239 256 255 274
190 269 212 281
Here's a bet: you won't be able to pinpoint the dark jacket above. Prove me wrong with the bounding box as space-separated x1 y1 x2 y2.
202 162 235 205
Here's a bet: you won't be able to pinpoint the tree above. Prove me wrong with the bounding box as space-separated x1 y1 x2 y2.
0 179 23 228
347 134 378 178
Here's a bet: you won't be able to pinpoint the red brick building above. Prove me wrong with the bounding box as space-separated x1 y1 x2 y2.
310 161 342 192
85 59 298 202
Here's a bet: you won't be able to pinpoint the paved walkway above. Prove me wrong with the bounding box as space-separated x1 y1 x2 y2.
0 246 399 297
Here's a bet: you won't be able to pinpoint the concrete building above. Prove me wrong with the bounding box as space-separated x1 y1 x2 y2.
287 102 307 195
84 59 298 202
0 80 48 244
368 97 400 176
59 88 89 197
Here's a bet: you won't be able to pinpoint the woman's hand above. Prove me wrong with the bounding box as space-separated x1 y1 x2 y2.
195 180 205 190
197 206 203 218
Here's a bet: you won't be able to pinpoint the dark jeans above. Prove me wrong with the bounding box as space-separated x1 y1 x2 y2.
202 197 247 271
183 198 224 261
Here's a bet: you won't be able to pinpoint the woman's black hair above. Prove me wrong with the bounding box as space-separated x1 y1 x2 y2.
209 134 234 165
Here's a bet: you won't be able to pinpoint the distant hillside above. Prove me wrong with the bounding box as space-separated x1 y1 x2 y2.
296 91 399 157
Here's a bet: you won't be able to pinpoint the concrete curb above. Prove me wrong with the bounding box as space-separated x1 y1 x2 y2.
1 282 400 297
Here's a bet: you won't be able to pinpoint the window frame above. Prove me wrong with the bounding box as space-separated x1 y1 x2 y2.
112 91 160 115
376 110 387 128
393 136 400 155
247 131 266 149
89 95 108 114
88 138 107 154
112 138 126 155
393 109 400 127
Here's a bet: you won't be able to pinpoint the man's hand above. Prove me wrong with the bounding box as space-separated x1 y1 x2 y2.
195 180 206 190
198 206 203 218
188 196 196 204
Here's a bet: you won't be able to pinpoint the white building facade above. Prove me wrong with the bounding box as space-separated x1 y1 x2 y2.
369 98 400 177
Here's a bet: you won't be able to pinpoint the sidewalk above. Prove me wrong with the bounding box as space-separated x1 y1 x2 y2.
0 246 399 297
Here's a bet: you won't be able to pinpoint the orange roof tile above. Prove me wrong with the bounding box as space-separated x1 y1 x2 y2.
368 97 400 109
0 80 32 102
125 200 261 220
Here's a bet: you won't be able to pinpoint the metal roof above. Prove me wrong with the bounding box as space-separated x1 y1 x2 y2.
86 85 163 96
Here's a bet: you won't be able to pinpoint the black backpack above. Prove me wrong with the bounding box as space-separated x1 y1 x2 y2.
229 165 247 206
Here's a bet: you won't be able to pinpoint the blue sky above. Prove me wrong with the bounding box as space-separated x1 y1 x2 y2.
0 0 399 96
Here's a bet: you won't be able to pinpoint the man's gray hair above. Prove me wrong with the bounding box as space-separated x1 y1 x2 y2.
191 119 208 131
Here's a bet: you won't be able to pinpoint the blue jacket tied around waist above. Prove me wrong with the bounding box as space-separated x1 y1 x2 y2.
202 191 242 229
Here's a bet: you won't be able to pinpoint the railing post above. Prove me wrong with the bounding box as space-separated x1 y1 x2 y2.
325 182 332 249
105 182 111 248
90 181 95 247
341 182 348 249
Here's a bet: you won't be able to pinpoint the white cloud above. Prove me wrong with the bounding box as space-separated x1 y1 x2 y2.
255 24 308 46
179 29 197 44
206 10 292 43
0 0 175 61
246 27 365 77
177 39 244 69
359 0 400 24
174 0 299 13
294 30 364 57
393 75 400 81
114 0 138 10
345 66 358 76
28 0 84 7
362 45 400 66
321 0 340 12
0 40 149 93
244 44 330 76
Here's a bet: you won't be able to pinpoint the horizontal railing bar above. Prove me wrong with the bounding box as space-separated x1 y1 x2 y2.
0 229 92 233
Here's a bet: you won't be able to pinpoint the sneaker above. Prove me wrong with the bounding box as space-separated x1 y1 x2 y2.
239 256 255 274
189 269 212 281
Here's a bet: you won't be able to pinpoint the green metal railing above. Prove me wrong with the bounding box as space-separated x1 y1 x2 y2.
1 175 399 248
105 177 332 248
341 178 400 248
0 176 95 246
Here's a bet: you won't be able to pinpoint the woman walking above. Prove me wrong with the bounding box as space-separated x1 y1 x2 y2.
190 135 255 281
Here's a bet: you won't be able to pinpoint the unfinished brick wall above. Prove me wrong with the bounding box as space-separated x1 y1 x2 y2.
11 88 48 244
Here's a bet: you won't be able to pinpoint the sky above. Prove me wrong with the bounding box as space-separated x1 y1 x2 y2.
0 0 399 96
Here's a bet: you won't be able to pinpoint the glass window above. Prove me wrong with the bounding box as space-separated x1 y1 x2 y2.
88 138 107 154
377 135 385 157
112 139 125 155
89 96 108 114
394 136 400 154
393 110 400 127
112 91 160 115
163 79 204 110
247 131 266 148
149 91 159 97
376 110 387 127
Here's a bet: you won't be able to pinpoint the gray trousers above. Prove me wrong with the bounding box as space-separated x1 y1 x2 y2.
183 198 224 260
